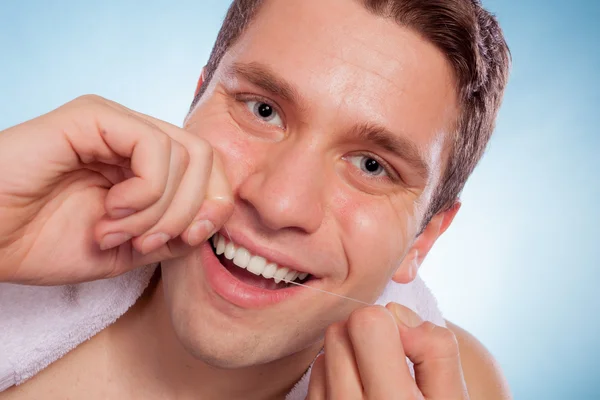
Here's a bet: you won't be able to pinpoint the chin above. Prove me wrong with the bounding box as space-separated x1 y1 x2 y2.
160 252 328 369
167 299 325 369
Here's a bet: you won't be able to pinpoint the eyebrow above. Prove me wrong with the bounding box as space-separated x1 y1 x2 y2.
226 61 305 109
351 123 431 182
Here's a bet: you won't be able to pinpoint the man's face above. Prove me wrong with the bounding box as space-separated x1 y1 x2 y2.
162 0 458 367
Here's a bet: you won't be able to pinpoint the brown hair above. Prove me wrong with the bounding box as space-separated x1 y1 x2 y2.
191 0 511 226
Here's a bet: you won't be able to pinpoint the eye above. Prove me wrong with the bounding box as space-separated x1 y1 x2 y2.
346 155 389 178
245 100 284 128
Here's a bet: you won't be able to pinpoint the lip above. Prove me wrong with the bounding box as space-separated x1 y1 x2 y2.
215 228 318 278
200 240 310 309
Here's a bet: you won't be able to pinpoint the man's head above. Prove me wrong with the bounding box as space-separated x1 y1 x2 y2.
195 0 511 227
161 0 510 369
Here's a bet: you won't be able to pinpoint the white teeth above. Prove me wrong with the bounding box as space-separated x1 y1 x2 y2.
211 233 311 286
273 267 289 284
224 242 236 260
233 247 251 269
298 272 308 281
284 270 298 282
262 263 278 279
247 256 267 275
216 235 226 255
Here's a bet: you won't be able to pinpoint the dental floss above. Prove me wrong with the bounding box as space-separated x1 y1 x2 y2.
224 226 232 243
220 228 371 306
281 278 371 305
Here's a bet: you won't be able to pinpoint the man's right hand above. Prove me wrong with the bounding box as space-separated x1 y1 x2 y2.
0 95 233 285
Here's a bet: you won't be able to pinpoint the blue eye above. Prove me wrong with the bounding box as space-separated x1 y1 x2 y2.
347 155 388 177
245 100 284 128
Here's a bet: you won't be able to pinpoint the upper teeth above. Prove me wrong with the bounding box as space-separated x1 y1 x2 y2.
211 233 309 284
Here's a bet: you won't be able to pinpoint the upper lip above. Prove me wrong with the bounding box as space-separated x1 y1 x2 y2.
215 228 319 278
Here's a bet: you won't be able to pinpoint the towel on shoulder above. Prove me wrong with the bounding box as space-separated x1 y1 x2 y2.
0 264 444 398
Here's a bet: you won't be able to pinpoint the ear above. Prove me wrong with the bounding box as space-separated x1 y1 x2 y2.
194 67 207 99
392 201 461 284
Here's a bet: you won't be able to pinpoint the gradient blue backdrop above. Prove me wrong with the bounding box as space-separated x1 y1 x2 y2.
1 1 598 399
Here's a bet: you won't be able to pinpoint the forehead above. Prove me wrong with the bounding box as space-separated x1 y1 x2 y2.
222 0 459 185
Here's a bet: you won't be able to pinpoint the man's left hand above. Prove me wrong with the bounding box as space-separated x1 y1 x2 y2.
307 303 469 399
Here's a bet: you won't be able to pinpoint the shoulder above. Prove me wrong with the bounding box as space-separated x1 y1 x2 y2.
445 320 513 400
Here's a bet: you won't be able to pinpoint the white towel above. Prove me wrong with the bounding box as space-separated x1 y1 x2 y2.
0 265 444 397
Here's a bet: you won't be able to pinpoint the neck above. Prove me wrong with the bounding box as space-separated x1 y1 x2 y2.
105 279 321 400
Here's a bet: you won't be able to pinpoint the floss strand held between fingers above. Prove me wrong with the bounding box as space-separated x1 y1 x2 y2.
224 226 232 241
281 279 371 306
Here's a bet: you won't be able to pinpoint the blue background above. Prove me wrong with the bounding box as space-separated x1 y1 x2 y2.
1 1 598 398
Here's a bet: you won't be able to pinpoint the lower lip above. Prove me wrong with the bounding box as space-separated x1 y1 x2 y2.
199 241 306 309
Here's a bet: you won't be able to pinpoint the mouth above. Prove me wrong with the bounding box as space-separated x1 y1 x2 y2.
198 231 319 309
210 233 314 290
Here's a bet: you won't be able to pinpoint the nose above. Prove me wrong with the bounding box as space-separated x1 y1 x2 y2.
237 140 326 234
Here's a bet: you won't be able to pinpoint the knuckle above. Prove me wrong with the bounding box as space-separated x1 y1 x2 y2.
428 324 459 358
173 141 191 169
347 305 389 332
186 140 213 172
103 259 123 280
72 94 105 108
154 130 172 150
145 181 165 203
76 94 103 103
188 136 212 159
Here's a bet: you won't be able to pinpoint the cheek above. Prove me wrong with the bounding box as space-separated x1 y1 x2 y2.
187 109 259 188
333 191 411 293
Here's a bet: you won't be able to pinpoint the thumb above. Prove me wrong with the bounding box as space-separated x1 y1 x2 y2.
135 151 233 267
180 150 234 247
387 303 469 399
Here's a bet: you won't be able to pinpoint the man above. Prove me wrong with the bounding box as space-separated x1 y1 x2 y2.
0 0 511 398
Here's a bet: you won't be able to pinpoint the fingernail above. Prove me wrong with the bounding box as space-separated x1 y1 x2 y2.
389 303 423 328
100 232 132 250
188 220 216 246
110 208 136 219
142 232 171 254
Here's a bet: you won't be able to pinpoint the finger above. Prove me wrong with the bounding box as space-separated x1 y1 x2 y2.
307 354 327 400
181 151 234 246
98 97 231 233
401 324 467 400
84 162 128 186
95 139 189 252
386 303 423 329
99 96 228 248
324 322 363 399
388 303 468 400
132 236 194 269
100 96 199 149
129 136 213 253
346 306 421 400
61 96 171 215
